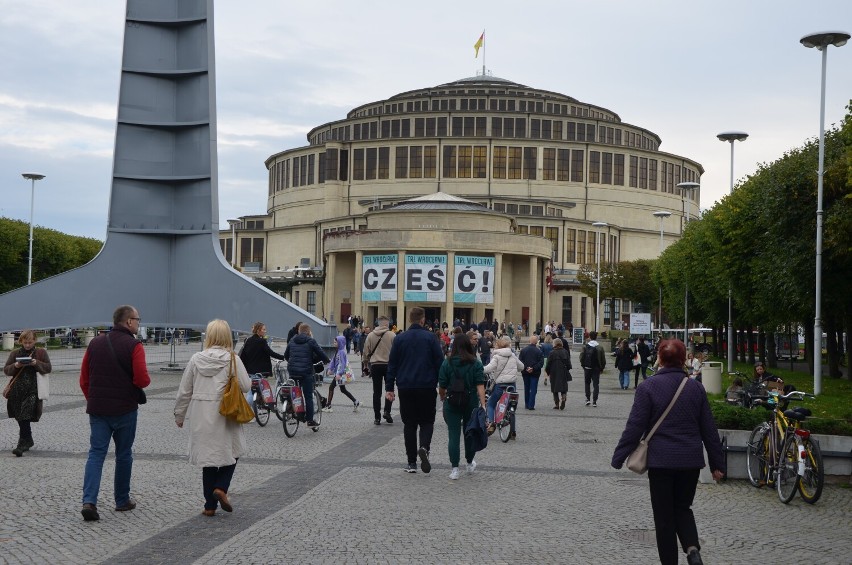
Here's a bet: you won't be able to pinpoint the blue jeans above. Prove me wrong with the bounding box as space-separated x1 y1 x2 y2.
82 411 138 507
619 370 631 389
294 375 315 422
522 374 539 409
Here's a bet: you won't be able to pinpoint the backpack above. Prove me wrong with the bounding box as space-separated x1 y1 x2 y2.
581 343 599 370
446 366 469 410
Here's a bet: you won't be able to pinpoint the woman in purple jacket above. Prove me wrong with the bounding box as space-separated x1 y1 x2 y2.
611 340 725 565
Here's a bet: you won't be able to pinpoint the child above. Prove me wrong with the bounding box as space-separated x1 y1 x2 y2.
325 335 360 412
725 377 744 405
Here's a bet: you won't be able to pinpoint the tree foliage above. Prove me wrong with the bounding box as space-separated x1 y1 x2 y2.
0 218 103 293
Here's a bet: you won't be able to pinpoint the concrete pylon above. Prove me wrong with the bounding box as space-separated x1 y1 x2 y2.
0 0 336 345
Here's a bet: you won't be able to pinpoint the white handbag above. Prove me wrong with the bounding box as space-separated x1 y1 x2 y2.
36 373 49 401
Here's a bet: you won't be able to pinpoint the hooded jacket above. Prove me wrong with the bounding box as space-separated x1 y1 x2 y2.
284 333 330 378
362 326 395 365
581 339 607 371
173 347 251 467
483 347 523 385
329 335 348 376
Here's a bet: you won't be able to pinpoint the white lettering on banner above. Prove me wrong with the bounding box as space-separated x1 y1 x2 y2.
404 254 446 302
362 254 398 301
453 255 495 304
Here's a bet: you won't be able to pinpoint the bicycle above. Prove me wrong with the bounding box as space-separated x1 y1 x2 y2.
250 361 289 426
277 375 325 437
744 390 824 504
493 385 520 443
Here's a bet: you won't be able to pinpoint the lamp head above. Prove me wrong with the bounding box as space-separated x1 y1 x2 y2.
653 211 672 218
800 31 850 50
677 181 700 192
591 221 607 228
717 132 749 143
22 173 46 181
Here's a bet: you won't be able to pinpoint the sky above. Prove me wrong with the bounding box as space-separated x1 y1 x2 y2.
1 0 850 240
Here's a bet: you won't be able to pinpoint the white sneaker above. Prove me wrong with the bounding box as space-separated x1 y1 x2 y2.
466 460 477 475
323 406 333 413
353 400 360 412
449 468 460 480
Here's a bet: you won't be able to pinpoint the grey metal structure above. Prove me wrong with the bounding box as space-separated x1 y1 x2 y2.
0 0 336 345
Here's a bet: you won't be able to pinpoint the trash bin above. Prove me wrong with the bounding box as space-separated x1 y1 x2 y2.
702 361 722 394
83 330 95 346
2 332 14 350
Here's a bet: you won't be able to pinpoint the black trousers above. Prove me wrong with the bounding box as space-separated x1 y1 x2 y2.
583 369 600 402
397 388 437 465
370 364 393 419
648 468 701 565
202 460 238 511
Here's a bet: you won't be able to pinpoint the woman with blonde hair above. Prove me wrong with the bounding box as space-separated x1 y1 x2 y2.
4 329 52 456
174 319 251 516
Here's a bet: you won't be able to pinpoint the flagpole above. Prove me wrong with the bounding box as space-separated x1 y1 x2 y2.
482 29 486 76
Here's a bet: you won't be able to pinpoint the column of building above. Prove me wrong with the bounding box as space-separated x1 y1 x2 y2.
528 256 538 332
444 251 455 326
324 253 336 324
353 250 363 323
493 252 503 327
396 250 405 327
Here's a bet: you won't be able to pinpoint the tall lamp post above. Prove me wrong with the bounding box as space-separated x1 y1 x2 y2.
592 221 607 332
677 182 700 344
21 173 46 285
717 132 748 373
800 30 849 395
653 211 671 338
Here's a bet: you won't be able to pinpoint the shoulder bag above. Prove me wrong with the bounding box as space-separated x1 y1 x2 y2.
219 352 255 424
626 376 688 474
3 367 24 399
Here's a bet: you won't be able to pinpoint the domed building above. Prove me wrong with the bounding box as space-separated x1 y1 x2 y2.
221 74 701 333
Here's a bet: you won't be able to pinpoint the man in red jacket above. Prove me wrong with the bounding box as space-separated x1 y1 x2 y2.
79 305 151 522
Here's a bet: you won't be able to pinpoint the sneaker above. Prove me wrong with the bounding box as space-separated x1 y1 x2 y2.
509 431 517 440
383 412 394 424
115 498 137 512
81 503 100 522
466 460 477 475
686 549 704 565
374 418 381 425
418 447 431 474
323 406 333 413
592 402 598 408
306 420 320 428
404 463 417 474
448 467 460 480
353 400 360 412
585 400 591 406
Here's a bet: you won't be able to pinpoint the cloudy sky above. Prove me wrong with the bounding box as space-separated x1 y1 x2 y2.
1 0 850 240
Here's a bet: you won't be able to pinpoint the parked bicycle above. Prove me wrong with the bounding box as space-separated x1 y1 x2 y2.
250 361 289 426
493 385 520 443
745 389 824 504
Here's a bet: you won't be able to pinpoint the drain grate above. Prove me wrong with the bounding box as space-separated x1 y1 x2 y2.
619 529 657 545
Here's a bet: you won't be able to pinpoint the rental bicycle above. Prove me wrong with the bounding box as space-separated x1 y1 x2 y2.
493 385 520 443
250 361 289 426
278 374 325 437
744 389 824 504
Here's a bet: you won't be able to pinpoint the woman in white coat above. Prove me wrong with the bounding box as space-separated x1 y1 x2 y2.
174 319 251 517
483 337 524 438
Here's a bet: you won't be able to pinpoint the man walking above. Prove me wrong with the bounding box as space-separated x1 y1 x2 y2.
580 330 607 407
386 307 444 473
362 316 396 425
518 335 544 410
79 305 151 521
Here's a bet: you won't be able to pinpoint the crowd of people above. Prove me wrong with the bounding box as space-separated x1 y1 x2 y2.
5 307 732 564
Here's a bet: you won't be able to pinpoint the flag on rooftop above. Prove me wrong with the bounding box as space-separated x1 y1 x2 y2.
474 31 484 58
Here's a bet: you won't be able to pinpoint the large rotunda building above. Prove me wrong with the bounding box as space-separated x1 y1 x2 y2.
221 75 701 332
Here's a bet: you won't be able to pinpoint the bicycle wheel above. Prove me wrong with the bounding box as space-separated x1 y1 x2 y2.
746 425 770 488
776 435 799 504
797 437 824 504
312 391 323 427
282 400 299 437
499 415 512 443
253 391 270 427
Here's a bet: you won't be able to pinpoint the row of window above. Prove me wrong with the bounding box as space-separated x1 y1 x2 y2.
271 145 699 195
315 116 657 150
350 93 612 122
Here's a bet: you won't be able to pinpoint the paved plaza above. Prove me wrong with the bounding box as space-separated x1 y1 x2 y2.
1 347 850 564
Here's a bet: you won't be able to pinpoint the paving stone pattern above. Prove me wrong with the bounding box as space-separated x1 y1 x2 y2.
1 350 850 564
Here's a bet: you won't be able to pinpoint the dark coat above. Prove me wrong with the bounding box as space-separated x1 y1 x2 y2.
518 344 544 378
386 323 444 391
545 348 572 394
615 346 634 372
284 334 329 378
637 341 651 365
611 367 726 472
464 406 488 453
239 334 285 375
83 327 143 417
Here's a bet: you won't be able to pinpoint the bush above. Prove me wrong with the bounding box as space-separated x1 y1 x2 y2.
710 400 852 436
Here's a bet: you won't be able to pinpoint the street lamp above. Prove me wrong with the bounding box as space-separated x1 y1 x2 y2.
677 182 699 344
653 211 671 338
592 221 607 332
21 173 45 285
800 30 849 395
717 131 748 374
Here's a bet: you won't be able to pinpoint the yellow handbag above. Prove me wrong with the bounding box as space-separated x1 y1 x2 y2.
219 352 254 424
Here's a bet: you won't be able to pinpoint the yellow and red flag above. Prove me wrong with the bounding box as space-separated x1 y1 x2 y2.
474 31 484 58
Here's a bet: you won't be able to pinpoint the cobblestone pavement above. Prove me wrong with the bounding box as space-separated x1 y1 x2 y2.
1 350 850 564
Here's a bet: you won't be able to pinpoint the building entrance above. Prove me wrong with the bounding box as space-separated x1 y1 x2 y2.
453 308 473 330
423 307 442 329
